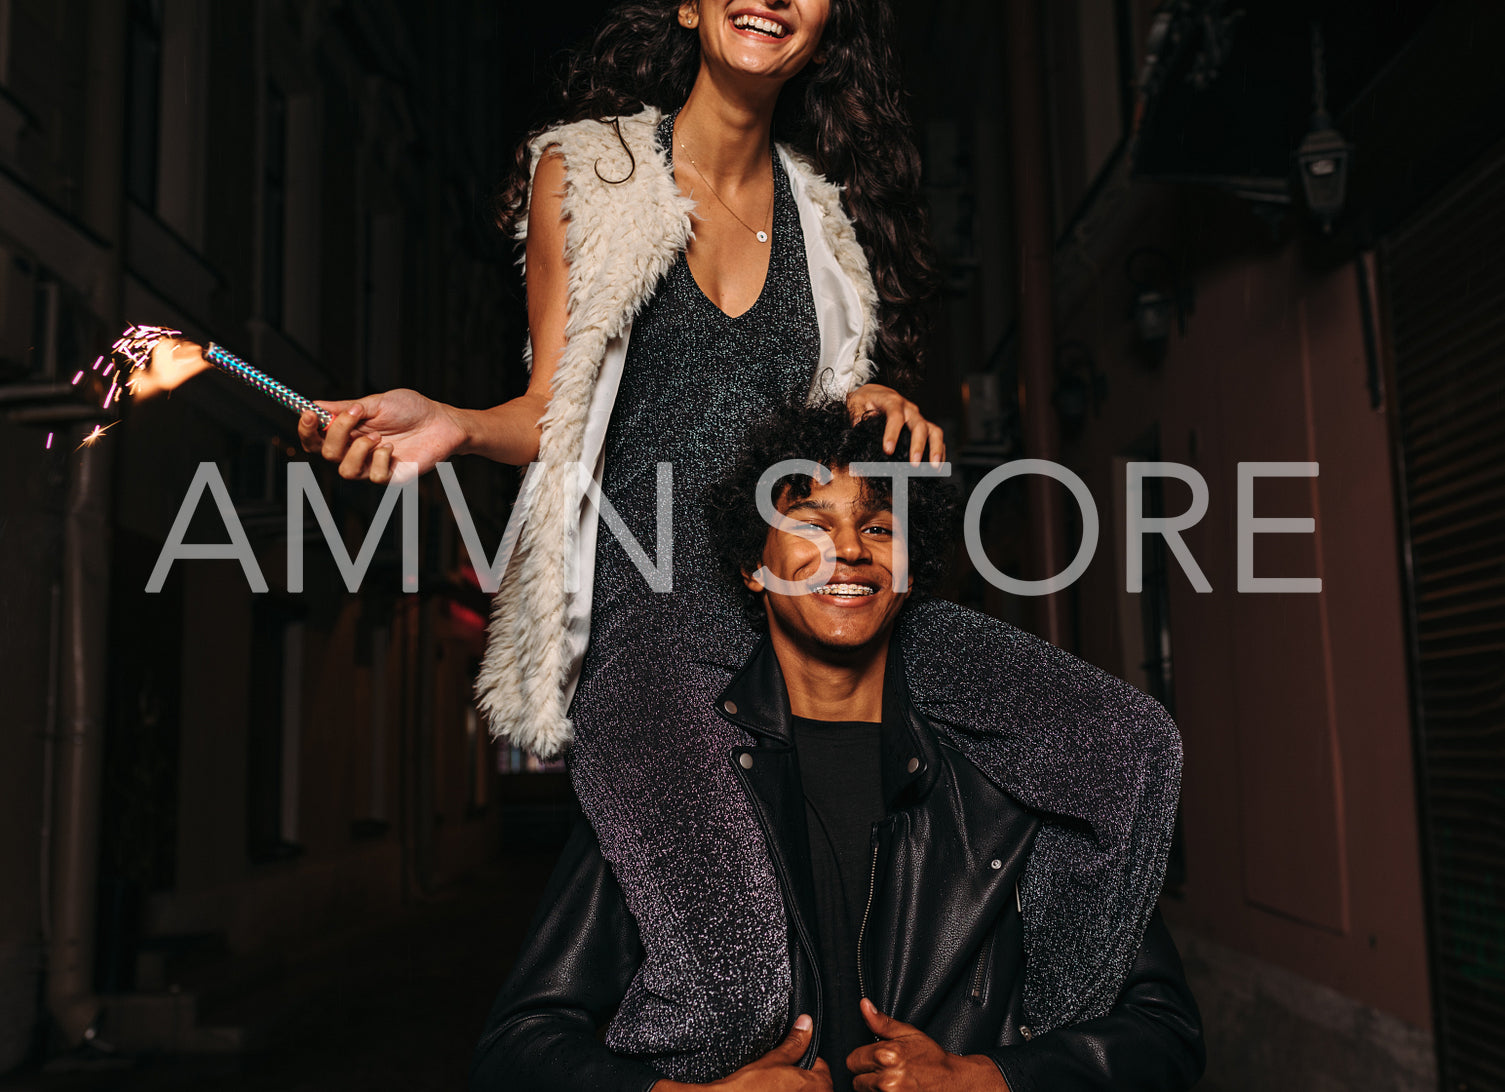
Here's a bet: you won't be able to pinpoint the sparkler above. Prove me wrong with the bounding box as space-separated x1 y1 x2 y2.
109 324 333 425
50 325 334 451
110 320 332 427
199 342 333 427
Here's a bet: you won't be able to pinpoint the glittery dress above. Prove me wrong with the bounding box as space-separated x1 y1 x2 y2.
562 112 1182 1082
582 111 819 668
568 113 812 1073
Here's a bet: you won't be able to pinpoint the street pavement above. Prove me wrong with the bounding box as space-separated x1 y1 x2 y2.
0 849 562 1092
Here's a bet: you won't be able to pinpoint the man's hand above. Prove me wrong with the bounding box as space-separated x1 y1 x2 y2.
654 1015 834 1091
846 999 1008 1092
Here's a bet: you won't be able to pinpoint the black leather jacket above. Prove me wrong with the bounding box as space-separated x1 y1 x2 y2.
472 638 1205 1092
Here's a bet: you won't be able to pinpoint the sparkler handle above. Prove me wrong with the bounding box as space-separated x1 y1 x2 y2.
204 343 333 427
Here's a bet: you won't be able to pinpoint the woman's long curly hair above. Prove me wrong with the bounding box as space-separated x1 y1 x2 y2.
495 0 941 395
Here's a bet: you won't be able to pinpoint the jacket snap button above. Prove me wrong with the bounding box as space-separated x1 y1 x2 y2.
723 700 738 715
1019 1024 1033 1040
738 752 754 770
906 757 920 774
990 859 1003 870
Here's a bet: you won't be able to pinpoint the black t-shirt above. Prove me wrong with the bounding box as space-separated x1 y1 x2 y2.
790 716 887 1092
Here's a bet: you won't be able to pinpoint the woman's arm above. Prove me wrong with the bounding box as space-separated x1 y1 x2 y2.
450 148 570 466
296 150 571 481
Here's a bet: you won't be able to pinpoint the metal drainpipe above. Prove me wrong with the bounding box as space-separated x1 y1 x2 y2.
46 0 126 1046
1004 0 1068 647
47 435 114 1045
39 581 61 949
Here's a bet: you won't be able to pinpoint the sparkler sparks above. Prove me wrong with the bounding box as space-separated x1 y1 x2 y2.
75 421 119 450
111 324 183 372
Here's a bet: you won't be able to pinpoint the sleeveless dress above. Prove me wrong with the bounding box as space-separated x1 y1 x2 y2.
563 112 1181 1082
567 113 809 1074
581 110 820 668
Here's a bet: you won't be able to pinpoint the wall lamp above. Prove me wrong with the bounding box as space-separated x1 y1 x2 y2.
1125 247 1192 360
1052 341 1107 433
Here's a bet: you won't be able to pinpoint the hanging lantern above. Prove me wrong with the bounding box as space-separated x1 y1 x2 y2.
1295 22 1353 233
1132 287 1177 348
1125 248 1190 362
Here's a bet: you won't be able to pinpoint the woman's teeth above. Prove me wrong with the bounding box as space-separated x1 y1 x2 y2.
731 13 788 38
814 583 876 597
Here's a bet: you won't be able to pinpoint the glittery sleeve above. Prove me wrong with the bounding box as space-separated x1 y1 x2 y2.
985 910 1206 1092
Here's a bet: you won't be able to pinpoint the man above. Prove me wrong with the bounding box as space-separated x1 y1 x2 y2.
472 402 1204 1092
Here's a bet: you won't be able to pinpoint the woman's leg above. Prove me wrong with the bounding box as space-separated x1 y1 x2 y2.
567 600 786 1079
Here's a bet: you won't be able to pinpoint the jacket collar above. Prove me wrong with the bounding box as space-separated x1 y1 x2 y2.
714 628 943 809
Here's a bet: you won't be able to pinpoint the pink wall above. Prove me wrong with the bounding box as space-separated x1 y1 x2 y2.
1059 232 1432 1028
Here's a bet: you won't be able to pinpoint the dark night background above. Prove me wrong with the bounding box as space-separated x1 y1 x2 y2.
1 1 1503 1090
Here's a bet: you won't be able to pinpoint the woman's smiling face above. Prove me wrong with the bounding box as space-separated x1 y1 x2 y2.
680 0 831 85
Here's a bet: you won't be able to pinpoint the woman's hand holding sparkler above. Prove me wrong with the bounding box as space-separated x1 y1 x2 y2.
299 389 469 484
299 387 557 482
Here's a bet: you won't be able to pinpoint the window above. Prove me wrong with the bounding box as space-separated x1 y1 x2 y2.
498 741 564 774
0 0 13 86
1046 0 1138 232
350 621 391 839
261 83 287 329
155 0 209 245
124 0 162 208
464 705 491 814
362 212 402 391
246 600 304 862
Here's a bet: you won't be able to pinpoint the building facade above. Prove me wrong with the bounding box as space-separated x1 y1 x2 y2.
0 0 522 1065
903 1 1503 1089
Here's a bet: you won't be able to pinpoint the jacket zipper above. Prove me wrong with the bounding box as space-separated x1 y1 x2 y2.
855 824 881 1004
969 929 995 1001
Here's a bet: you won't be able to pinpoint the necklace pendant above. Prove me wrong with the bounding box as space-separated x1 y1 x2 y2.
756 230 768 243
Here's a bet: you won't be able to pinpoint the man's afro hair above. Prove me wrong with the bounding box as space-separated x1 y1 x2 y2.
707 395 959 619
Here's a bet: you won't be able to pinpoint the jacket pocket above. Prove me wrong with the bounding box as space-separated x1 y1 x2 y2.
968 926 996 1006
969 880 1021 1008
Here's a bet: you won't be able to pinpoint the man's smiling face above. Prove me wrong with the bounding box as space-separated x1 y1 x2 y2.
744 467 911 659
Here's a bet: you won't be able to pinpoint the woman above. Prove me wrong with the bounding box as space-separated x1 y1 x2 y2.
297 0 1183 1083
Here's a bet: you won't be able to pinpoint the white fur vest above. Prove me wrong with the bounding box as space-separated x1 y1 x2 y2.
474 105 880 757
